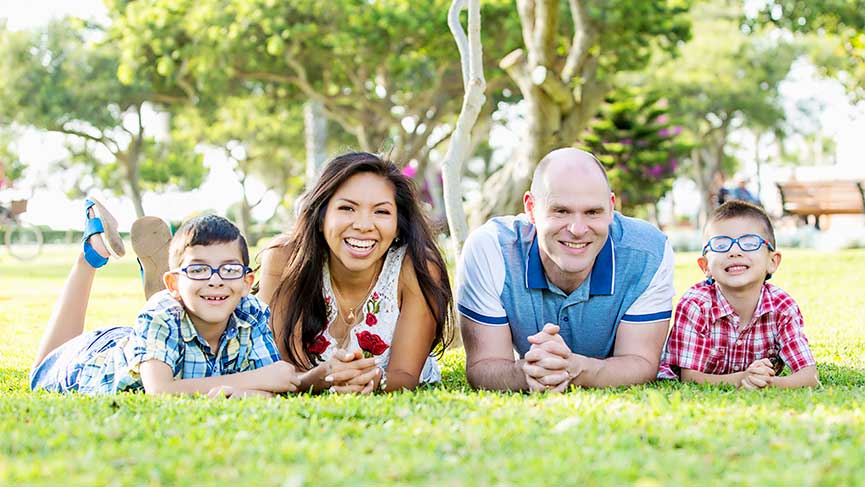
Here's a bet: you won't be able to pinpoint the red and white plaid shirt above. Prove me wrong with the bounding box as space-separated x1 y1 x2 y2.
658 281 815 379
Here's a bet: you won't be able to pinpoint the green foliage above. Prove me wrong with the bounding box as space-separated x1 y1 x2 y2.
579 88 692 213
173 95 312 229
750 0 865 98
652 3 799 132
642 0 801 215
1 247 865 483
0 20 205 214
137 138 206 191
108 0 520 160
587 0 694 77
0 21 147 131
0 131 25 184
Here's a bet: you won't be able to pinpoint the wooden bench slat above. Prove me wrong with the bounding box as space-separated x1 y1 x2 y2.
776 180 865 218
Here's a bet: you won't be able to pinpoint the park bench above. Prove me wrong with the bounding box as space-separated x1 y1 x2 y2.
776 180 865 229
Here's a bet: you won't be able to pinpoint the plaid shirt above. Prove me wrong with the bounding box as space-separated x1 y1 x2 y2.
657 281 815 380
42 291 281 395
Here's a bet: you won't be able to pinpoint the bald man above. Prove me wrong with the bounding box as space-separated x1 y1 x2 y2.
457 148 675 391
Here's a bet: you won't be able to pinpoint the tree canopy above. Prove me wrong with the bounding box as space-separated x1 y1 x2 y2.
109 0 519 170
0 20 204 216
751 0 865 99
648 1 801 222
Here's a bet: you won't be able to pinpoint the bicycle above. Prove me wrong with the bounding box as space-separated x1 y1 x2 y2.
0 199 43 260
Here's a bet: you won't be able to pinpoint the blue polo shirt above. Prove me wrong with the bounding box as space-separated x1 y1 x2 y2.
457 213 674 358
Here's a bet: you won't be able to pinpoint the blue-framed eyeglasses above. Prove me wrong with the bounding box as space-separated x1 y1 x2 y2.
702 234 775 255
172 263 251 280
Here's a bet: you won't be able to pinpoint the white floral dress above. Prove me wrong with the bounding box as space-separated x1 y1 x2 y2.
310 245 441 383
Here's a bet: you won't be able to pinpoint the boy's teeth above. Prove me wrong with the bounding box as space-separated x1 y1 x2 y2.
203 296 227 301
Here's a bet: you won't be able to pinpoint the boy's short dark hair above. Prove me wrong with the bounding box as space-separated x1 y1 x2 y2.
168 214 249 268
706 200 776 247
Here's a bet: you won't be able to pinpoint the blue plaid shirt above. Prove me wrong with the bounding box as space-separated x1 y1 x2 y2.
31 291 281 395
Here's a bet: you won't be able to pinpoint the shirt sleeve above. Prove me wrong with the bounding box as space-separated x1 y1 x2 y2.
238 297 282 371
127 305 182 377
657 294 713 379
775 300 816 372
622 239 675 323
456 225 509 326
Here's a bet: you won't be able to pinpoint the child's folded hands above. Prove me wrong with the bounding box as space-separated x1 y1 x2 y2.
740 358 775 389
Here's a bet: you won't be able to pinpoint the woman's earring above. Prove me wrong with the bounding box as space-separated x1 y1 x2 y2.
705 277 715 285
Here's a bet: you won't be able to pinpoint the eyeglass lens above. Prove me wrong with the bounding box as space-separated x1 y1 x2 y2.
707 235 763 252
184 264 246 280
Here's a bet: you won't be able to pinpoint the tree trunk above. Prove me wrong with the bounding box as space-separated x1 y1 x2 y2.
125 107 147 217
121 147 146 218
236 168 255 244
239 196 254 244
304 100 328 187
470 0 606 225
754 131 763 202
441 0 486 257
693 125 728 228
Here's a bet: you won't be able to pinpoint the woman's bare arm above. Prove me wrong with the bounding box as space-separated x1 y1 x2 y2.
384 255 440 391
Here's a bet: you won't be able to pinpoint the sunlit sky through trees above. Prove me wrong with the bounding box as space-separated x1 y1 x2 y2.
1 0 864 230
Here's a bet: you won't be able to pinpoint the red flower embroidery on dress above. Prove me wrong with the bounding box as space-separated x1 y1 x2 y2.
363 292 382 329
308 334 331 355
356 330 389 356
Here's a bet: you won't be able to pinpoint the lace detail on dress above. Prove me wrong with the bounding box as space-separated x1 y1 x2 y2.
315 245 440 383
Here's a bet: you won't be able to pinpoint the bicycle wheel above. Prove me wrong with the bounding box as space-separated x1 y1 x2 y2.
5 222 44 260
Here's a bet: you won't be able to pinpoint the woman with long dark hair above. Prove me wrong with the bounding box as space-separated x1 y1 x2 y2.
258 152 453 393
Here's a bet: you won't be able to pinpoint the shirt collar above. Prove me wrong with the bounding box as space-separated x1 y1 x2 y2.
526 236 547 289
179 312 241 345
525 233 616 295
179 313 198 343
753 284 776 318
710 282 775 321
589 236 615 296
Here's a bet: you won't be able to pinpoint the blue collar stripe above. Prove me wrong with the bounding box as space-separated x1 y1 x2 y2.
458 304 509 325
621 310 672 322
589 236 615 295
526 236 547 289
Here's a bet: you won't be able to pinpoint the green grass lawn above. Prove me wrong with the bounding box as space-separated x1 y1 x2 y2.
2 245 864 485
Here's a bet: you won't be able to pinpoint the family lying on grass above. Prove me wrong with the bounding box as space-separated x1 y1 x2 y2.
29 148 819 397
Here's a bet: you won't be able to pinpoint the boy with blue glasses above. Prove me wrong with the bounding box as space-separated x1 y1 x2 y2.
658 200 819 388
31 203 301 396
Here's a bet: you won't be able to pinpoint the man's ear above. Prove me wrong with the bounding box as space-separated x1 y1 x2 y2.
609 192 616 211
524 191 536 223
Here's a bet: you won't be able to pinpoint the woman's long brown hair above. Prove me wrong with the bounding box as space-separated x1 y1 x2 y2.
268 152 453 367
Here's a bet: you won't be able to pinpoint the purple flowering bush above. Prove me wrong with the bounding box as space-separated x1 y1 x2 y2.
578 88 692 216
